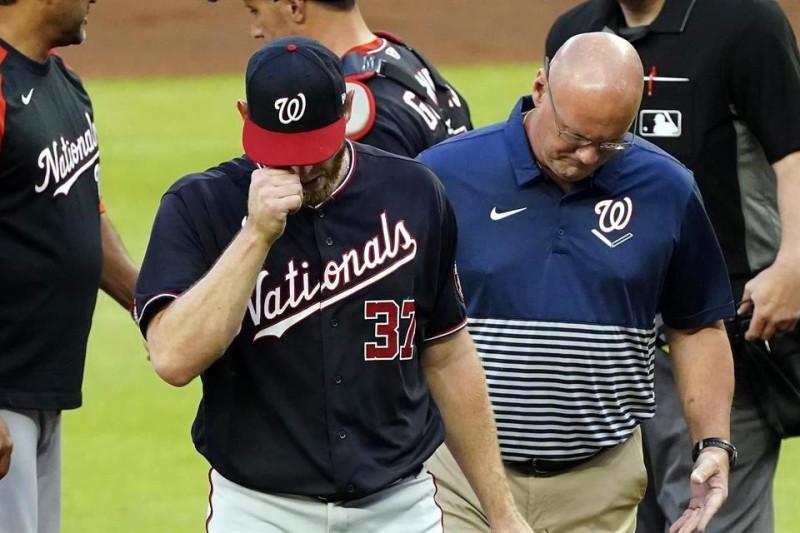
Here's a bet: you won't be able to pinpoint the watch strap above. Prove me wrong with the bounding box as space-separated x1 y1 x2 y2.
692 438 737 468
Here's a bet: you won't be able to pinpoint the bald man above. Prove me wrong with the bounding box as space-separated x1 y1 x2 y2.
418 33 736 533
547 2 800 532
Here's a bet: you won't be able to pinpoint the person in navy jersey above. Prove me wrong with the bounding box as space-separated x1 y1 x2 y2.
135 37 529 533
0 0 139 531
210 0 472 157
418 33 736 533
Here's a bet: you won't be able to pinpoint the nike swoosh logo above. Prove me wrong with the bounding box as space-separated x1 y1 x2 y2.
21 89 34 106
490 207 527 221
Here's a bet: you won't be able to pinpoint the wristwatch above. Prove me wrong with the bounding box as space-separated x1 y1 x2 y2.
692 438 738 468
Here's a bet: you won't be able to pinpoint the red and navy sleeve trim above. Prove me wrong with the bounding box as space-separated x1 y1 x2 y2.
136 293 179 339
424 316 468 342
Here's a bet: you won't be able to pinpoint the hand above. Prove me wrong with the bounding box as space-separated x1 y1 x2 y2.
489 508 533 533
246 167 303 245
738 259 800 340
669 448 729 533
0 414 12 479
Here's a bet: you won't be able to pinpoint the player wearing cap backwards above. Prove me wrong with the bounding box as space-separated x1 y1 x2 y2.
211 0 472 157
0 0 138 531
135 37 530 533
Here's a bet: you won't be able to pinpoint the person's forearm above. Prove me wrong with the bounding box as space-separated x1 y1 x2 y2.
667 321 734 442
773 152 800 262
0 414 11 479
100 213 138 310
423 331 518 526
147 223 271 386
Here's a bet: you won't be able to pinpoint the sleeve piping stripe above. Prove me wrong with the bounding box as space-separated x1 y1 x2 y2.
136 293 179 326
424 316 468 342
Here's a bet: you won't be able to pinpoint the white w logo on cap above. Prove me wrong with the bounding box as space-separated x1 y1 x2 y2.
275 93 307 124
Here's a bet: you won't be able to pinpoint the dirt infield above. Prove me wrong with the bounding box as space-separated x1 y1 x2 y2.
60 0 800 78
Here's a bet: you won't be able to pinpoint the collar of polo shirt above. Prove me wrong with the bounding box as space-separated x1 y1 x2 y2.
600 0 697 37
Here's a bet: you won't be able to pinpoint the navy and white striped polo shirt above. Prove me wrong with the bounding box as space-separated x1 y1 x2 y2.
418 96 735 461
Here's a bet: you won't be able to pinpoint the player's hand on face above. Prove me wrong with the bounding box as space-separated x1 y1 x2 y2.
0 414 13 479
738 258 800 340
669 448 729 533
246 167 303 245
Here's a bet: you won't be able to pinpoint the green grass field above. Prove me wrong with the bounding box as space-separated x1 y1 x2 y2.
62 64 800 531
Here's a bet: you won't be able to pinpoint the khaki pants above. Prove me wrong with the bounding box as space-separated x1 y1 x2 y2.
429 428 647 533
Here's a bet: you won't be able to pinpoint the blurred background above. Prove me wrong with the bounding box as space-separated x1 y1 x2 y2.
53 1 800 531
59 0 800 77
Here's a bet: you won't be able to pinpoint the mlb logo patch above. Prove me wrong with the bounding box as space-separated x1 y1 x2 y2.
639 110 682 138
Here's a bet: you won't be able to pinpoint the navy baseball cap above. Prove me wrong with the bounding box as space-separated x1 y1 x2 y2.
243 37 347 167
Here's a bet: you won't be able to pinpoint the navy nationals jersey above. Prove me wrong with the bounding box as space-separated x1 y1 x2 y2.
342 33 472 157
136 141 467 500
0 41 102 410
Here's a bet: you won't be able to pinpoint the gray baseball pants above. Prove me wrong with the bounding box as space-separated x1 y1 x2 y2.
206 466 443 532
0 409 61 533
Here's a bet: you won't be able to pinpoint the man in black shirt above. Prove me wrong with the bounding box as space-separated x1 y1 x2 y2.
212 0 473 158
0 0 138 531
547 1 800 531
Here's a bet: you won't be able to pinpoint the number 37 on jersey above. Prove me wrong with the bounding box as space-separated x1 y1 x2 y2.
364 299 417 361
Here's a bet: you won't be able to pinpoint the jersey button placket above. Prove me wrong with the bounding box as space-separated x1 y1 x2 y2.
338 429 347 440
552 200 569 255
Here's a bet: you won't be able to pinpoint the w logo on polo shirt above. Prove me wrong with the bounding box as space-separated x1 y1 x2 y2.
592 197 634 248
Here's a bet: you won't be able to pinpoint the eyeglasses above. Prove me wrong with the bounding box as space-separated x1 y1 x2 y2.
543 56 637 152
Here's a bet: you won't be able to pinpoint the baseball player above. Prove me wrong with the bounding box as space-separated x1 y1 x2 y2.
135 37 529 532
0 0 138 530
210 0 473 157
